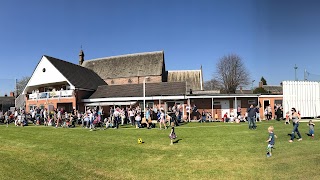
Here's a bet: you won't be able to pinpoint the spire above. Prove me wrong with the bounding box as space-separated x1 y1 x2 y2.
79 46 85 65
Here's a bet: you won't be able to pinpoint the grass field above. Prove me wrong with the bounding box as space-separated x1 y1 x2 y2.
0 121 319 180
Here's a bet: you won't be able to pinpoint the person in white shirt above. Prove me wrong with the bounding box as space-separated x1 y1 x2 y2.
159 110 167 129
229 110 235 123
129 108 135 126
43 108 48 126
113 108 120 129
56 109 61 128
120 108 126 125
135 113 141 128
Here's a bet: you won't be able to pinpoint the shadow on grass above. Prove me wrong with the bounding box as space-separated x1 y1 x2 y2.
173 139 182 144
305 133 313 136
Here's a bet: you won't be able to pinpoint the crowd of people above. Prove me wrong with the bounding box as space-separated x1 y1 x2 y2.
264 104 284 121
0 103 187 131
0 104 316 150
107 104 184 130
0 103 286 130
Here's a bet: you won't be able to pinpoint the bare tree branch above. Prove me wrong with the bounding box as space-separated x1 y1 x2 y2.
16 76 30 96
204 78 222 91
215 54 250 93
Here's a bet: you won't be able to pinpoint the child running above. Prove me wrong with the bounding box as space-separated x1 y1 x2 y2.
285 112 290 124
266 126 277 158
169 122 177 145
308 120 315 139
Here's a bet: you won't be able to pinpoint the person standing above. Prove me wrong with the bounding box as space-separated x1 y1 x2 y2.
308 120 315 139
266 126 277 157
113 107 120 129
145 107 150 123
237 105 241 117
267 106 272 120
247 105 256 130
192 104 198 120
135 113 141 128
159 110 167 130
169 122 177 145
289 108 302 142
186 104 190 122
129 108 135 126
200 110 206 123
256 106 260 122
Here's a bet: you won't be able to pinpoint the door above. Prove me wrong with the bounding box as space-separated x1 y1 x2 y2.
221 100 230 118
263 100 270 111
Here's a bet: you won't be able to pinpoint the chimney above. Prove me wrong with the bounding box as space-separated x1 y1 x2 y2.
259 81 263 88
239 86 243 93
79 49 85 65
10 92 14 97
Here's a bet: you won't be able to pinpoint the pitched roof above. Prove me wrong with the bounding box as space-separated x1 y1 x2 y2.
235 90 254 94
45 56 107 90
167 70 202 91
82 51 165 79
89 82 186 99
0 96 15 104
262 85 283 94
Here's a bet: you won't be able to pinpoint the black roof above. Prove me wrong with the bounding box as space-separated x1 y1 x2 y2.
0 96 15 104
45 55 107 90
89 82 186 99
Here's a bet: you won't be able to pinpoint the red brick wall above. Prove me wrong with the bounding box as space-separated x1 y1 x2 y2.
25 97 76 113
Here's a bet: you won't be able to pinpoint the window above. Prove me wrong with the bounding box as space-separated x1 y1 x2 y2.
248 100 256 105
274 100 282 105
213 101 221 105
146 102 154 108
29 105 36 111
44 87 53 92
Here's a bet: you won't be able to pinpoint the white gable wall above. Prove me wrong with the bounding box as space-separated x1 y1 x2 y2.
23 56 75 94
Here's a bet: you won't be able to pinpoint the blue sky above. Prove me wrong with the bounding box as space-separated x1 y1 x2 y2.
1 0 320 95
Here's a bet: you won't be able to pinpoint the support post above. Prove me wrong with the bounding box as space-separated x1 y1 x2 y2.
211 97 214 122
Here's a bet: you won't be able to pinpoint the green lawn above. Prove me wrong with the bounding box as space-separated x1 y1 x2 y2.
0 121 319 180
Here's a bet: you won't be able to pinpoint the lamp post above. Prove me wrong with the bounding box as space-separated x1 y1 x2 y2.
251 80 255 93
143 77 150 116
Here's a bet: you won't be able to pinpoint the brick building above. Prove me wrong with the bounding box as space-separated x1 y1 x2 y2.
23 55 106 112
23 50 203 113
23 50 280 120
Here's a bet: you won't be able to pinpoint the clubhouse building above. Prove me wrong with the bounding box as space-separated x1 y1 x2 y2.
21 50 282 119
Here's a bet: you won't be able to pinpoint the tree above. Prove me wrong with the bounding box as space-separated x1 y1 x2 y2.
260 76 267 85
16 76 30 96
204 78 222 91
215 54 250 93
